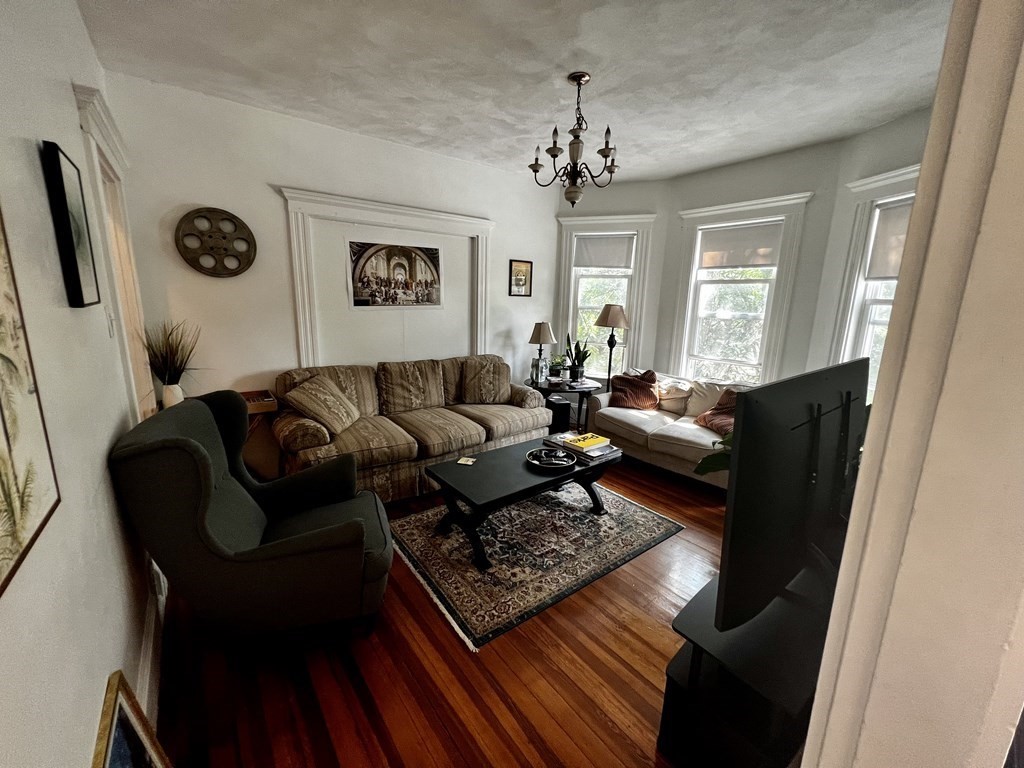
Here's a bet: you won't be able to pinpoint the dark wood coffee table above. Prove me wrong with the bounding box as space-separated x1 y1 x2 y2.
425 437 620 570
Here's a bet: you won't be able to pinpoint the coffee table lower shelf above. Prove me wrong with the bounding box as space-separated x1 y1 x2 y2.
425 437 619 570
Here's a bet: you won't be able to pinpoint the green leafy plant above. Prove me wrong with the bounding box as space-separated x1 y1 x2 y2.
693 431 733 475
565 334 592 367
549 353 566 367
143 320 200 385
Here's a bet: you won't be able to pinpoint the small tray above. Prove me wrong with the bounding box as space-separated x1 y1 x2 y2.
525 447 577 470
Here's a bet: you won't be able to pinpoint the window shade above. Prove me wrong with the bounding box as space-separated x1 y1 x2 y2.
698 221 783 268
574 235 635 269
866 200 913 280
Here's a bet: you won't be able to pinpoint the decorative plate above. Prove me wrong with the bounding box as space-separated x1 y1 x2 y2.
525 448 577 470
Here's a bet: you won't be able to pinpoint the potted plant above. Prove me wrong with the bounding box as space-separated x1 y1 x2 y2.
548 354 566 379
143 320 200 408
565 334 592 382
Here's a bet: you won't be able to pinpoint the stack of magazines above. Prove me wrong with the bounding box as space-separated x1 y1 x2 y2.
543 432 623 465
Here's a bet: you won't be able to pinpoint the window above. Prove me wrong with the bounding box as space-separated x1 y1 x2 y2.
556 215 654 380
570 235 635 377
674 193 811 385
841 194 914 400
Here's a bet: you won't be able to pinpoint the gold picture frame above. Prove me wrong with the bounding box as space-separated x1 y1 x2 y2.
91 671 171 768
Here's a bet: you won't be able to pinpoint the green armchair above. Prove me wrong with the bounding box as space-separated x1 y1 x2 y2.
108 390 392 630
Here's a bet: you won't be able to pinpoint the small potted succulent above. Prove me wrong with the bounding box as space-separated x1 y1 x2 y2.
143 320 200 408
565 334 592 382
548 354 566 379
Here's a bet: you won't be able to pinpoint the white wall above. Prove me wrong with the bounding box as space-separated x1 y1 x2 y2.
0 1 150 765
105 74 561 393
558 109 931 379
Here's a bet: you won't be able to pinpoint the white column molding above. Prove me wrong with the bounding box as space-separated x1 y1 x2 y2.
73 84 130 171
280 188 493 366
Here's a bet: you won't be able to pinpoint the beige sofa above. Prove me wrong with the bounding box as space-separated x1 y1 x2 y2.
587 377 742 490
273 354 551 502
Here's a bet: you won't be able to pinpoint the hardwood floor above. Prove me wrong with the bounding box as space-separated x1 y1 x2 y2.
157 458 726 767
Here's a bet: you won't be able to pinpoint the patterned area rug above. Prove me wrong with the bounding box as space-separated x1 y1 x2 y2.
390 483 683 650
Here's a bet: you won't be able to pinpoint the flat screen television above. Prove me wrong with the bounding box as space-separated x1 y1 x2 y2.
715 359 869 632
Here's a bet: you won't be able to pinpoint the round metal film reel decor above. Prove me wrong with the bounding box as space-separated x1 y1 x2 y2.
174 207 256 278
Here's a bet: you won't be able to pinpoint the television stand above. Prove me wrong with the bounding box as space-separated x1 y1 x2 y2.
657 570 831 766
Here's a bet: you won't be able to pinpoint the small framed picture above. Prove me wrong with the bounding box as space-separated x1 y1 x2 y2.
509 259 533 297
91 671 171 768
40 140 101 308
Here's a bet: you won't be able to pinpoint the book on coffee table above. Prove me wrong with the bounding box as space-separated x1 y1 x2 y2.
543 432 621 464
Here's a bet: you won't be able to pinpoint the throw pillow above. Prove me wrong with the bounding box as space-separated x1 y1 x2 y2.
684 380 733 417
695 389 738 436
657 376 692 416
283 374 360 435
462 357 512 404
609 369 659 409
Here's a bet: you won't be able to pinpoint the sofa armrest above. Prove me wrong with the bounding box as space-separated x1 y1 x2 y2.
509 383 545 409
586 392 612 432
272 410 331 452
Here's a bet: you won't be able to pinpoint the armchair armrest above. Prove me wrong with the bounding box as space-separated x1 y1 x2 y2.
510 383 545 409
233 518 365 561
248 454 358 519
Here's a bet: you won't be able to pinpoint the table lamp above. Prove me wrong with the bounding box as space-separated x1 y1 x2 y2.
594 304 630 391
528 321 557 383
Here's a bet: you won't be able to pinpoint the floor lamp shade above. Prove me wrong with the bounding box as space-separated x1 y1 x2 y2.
595 304 630 390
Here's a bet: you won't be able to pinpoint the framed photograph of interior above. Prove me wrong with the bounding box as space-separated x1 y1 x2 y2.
91 670 171 768
349 241 441 307
0 208 61 599
509 259 533 297
40 140 100 308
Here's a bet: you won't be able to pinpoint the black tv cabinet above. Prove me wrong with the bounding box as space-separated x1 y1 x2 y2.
657 571 831 767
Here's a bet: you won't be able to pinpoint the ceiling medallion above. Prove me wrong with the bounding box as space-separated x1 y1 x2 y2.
529 72 619 207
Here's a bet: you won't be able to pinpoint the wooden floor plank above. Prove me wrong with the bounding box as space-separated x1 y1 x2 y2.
157 463 726 766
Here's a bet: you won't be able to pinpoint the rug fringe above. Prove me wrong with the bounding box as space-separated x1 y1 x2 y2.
394 545 481 654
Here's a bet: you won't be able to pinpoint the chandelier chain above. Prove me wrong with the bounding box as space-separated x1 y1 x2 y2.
575 83 588 132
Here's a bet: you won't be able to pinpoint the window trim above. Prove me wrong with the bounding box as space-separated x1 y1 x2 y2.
556 214 655 374
827 166 920 365
672 192 813 382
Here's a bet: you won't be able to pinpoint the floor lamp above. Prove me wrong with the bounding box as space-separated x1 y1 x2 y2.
595 304 630 391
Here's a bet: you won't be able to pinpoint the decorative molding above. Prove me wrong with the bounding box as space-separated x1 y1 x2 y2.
670 193 813 379
845 163 921 193
279 188 493 366
677 191 814 221
555 214 657 372
73 84 130 172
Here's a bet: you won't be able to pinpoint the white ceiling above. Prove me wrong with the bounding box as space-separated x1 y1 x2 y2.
77 0 952 181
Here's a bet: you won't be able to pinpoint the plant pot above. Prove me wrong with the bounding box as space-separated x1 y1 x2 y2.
568 365 584 382
161 383 185 408
548 365 563 379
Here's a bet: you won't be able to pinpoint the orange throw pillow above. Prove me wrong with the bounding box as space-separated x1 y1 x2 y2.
609 369 659 410
695 389 738 436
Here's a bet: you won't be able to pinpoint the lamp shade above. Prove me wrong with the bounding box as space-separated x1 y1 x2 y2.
528 321 557 345
595 304 630 329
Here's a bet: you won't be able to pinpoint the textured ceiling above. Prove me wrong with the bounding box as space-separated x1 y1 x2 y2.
77 0 952 181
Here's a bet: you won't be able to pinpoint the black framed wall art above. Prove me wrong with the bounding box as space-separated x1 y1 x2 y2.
509 259 533 297
40 140 100 307
0 207 61 598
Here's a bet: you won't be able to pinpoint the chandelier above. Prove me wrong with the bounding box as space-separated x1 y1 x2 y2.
529 72 619 207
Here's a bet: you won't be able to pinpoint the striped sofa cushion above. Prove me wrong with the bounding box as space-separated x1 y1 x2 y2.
462 357 512 404
377 359 445 416
283 374 361 434
272 411 331 452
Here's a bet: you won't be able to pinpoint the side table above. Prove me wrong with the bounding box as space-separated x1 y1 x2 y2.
527 379 601 431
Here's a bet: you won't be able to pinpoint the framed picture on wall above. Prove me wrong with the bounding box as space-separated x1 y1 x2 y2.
349 241 441 308
91 670 171 768
509 259 533 297
0 207 61 600
40 140 101 308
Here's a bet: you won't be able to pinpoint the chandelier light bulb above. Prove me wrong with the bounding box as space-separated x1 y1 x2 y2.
528 72 620 207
